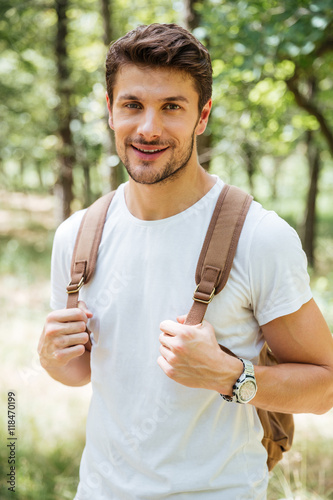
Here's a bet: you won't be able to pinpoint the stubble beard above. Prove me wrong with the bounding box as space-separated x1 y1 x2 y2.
117 131 196 186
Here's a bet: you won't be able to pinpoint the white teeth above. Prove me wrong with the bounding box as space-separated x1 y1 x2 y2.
136 147 164 153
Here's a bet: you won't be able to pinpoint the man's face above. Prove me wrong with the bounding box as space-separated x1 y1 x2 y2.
107 65 211 185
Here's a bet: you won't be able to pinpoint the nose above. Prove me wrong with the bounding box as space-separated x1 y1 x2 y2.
137 109 162 141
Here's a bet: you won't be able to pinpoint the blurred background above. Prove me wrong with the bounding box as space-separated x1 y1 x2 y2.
0 0 332 498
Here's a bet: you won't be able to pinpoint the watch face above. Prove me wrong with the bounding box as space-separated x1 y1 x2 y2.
239 380 257 402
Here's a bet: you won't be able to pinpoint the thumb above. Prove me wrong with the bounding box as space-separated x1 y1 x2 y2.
78 301 93 319
176 315 187 324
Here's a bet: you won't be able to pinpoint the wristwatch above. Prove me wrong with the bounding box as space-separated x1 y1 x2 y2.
221 358 257 404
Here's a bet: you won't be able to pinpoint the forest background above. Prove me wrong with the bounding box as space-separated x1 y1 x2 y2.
0 0 333 498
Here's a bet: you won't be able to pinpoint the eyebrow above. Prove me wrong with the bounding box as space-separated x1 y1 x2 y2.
117 94 189 103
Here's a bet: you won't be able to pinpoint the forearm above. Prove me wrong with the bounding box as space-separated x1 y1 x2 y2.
251 362 333 415
44 350 91 387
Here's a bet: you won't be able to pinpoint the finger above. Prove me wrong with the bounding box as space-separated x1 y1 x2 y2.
159 329 183 351
160 345 179 367
159 332 171 347
159 319 184 336
53 344 86 364
176 315 187 324
78 301 93 319
42 331 88 360
47 308 89 324
48 320 88 336
157 355 173 376
159 342 172 356
56 331 90 349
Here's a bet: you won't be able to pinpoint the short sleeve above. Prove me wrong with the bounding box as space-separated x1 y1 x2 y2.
248 211 312 326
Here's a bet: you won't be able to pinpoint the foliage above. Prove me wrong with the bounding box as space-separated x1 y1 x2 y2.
1 1 332 213
199 0 333 196
0 0 183 201
1 4 333 497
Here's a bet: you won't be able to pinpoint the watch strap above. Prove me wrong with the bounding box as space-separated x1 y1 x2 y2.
221 358 257 404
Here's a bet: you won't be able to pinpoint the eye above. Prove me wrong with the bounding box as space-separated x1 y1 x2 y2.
164 103 181 110
125 103 141 109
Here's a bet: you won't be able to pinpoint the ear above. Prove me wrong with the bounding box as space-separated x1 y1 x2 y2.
106 92 114 130
196 99 212 136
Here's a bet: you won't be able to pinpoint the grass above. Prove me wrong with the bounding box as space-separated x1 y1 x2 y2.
0 431 84 500
0 189 332 499
269 428 333 500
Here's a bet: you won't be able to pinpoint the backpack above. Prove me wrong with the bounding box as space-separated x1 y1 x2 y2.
66 183 294 471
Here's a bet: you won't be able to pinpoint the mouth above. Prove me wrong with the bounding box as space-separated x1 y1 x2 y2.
131 144 169 161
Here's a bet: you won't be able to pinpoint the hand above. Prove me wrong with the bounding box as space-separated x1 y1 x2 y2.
158 316 243 394
38 301 93 371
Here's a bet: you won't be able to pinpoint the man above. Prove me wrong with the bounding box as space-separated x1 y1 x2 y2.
38 23 333 499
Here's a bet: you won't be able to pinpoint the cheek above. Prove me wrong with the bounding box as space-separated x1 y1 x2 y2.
112 123 133 143
165 121 194 141
112 113 137 131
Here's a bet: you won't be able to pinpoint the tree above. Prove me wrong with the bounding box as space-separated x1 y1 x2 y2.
200 0 333 264
54 0 75 221
183 0 212 171
0 1 59 192
100 0 125 191
303 131 321 267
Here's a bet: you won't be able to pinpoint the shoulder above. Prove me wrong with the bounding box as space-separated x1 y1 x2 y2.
53 184 124 247
238 200 311 325
54 209 87 249
238 199 302 260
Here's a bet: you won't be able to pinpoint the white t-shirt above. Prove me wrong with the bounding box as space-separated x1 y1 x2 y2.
50 177 312 500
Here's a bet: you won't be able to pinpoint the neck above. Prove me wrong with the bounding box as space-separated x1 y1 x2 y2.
124 165 216 220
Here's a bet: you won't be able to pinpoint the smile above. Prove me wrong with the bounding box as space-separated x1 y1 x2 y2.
132 145 169 154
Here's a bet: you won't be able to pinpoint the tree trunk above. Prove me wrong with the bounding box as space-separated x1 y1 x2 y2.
183 0 212 171
54 0 75 221
36 160 44 190
286 72 333 159
19 157 24 189
183 0 200 31
83 160 92 207
303 131 320 268
100 0 125 191
242 142 256 195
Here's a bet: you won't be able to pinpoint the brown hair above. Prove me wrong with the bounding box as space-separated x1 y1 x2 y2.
105 23 212 112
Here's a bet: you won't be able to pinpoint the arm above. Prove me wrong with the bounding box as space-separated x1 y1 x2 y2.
252 298 333 414
38 302 92 387
158 299 333 414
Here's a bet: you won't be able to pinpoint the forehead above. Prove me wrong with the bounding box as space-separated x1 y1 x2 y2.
112 64 199 103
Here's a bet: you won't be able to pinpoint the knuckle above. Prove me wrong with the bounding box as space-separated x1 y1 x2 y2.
44 323 57 338
44 343 56 358
79 321 87 332
76 309 87 322
165 365 176 378
46 311 56 322
52 350 62 361
77 344 86 355
168 352 177 365
183 328 194 340
82 332 90 344
46 309 65 322
172 341 184 354
55 335 67 348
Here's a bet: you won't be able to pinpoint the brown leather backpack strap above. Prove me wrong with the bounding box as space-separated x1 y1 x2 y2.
185 184 253 326
66 191 116 309
184 183 294 470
